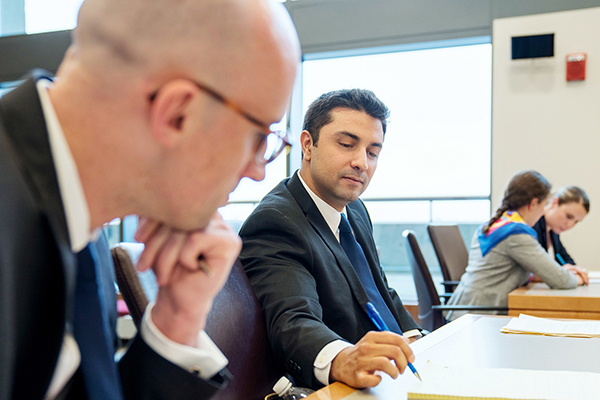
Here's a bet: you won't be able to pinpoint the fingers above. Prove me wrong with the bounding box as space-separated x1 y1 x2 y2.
330 331 416 388
355 371 383 388
565 264 589 285
154 231 187 285
177 216 241 272
363 331 415 362
577 269 589 285
134 217 160 244
135 213 241 289
136 223 172 272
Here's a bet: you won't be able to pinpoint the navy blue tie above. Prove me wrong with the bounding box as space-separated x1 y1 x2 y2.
73 242 124 400
338 213 402 334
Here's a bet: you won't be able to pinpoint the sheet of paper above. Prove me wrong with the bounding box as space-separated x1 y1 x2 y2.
588 271 600 284
501 314 600 338
407 361 600 400
588 271 600 279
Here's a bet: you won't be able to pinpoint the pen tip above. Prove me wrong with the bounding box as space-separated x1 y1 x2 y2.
415 372 422 382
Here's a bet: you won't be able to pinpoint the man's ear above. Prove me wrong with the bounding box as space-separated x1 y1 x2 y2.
300 130 313 161
149 80 198 148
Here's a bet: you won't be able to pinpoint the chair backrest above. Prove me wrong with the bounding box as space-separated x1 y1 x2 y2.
427 225 468 282
403 230 445 332
112 243 148 328
111 244 283 400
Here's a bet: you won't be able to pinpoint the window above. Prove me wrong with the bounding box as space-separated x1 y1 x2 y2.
302 38 492 300
25 0 83 34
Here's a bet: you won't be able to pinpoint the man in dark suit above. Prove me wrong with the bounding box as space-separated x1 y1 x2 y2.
0 0 300 399
239 89 421 390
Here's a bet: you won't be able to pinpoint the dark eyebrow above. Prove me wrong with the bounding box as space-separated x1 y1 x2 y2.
335 131 383 148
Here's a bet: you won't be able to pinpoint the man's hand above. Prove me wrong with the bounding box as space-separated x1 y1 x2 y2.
330 331 415 388
134 212 241 346
564 263 589 285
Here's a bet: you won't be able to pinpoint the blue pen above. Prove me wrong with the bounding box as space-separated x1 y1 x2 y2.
365 302 422 382
556 253 566 266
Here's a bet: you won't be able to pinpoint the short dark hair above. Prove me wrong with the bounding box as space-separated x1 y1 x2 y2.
302 89 390 145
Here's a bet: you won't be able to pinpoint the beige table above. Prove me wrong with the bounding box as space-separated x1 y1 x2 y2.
306 314 600 400
509 282 600 320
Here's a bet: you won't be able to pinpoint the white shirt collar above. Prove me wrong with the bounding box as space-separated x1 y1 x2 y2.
36 79 94 252
297 171 346 241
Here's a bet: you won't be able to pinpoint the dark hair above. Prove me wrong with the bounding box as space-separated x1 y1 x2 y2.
554 186 590 213
302 89 390 145
482 170 551 234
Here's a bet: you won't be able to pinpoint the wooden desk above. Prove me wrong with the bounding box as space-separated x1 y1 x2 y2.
306 314 600 400
509 282 600 320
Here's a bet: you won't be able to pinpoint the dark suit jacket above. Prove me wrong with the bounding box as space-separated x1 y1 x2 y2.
239 172 420 388
533 216 575 265
0 74 227 400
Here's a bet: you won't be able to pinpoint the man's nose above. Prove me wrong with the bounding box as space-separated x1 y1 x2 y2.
350 150 368 170
242 158 266 182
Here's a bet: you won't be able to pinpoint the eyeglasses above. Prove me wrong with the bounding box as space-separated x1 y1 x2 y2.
150 80 291 166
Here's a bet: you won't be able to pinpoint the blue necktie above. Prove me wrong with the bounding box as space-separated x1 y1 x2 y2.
338 213 402 334
73 242 124 400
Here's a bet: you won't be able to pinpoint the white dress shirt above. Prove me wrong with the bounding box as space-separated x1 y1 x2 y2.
297 172 419 386
37 79 227 399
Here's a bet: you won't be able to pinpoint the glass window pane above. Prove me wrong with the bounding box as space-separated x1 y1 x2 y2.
25 0 83 34
227 154 286 203
431 199 490 223
219 203 257 233
363 200 430 224
302 42 492 199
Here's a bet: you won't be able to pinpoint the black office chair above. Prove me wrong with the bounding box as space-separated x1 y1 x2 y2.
111 243 285 400
427 225 468 295
403 230 507 332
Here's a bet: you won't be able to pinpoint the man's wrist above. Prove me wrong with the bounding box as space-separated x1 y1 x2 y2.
314 340 353 385
141 302 228 378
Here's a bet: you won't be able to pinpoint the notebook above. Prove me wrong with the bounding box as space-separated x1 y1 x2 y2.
407 361 600 400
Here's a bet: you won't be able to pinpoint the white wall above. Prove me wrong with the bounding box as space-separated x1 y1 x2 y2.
492 7 600 269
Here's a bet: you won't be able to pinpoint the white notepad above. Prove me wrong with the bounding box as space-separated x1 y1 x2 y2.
408 361 600 400
501 314 600 338
588 271 600 284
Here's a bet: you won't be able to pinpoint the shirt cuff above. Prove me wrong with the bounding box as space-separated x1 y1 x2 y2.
403 329 421 338
140 302 228 379
313 340 353 386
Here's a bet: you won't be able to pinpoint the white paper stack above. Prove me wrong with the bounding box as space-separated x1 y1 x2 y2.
501 314 600 338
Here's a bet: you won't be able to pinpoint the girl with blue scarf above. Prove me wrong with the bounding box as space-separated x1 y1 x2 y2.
446 171 588 321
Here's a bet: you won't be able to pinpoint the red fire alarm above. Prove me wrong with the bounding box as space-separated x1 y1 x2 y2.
566 53 586 81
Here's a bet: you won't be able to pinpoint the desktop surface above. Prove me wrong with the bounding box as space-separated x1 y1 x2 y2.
509 282 600 320
307 315 600 400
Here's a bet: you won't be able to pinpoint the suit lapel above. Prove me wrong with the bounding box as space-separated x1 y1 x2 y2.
0 74 77 309
286 172 371 308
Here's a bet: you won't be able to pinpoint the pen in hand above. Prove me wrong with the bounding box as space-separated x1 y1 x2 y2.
365 302 422 382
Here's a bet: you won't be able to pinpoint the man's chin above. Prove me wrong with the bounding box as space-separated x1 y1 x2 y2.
169 212 213 232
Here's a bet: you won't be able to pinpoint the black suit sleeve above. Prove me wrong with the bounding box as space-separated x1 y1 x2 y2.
240 207 344 388
118 336 228 400
534 218 576 265
551 232 575 265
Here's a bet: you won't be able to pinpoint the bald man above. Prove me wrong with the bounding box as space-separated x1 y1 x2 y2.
0 0 299 399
